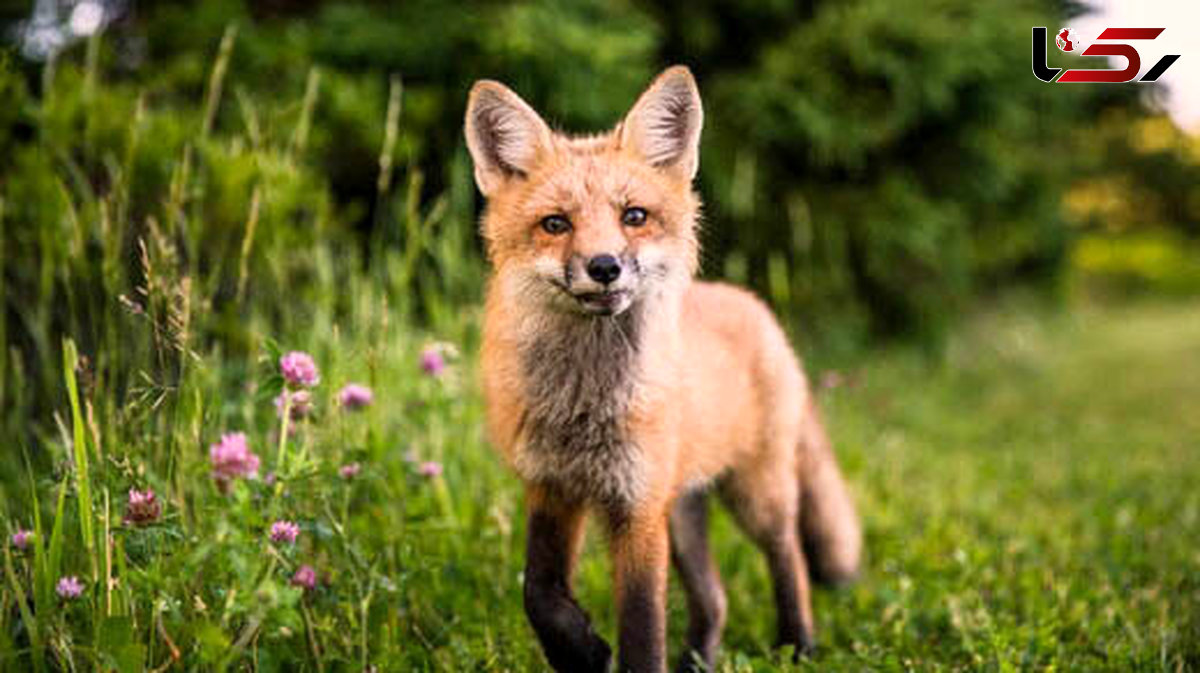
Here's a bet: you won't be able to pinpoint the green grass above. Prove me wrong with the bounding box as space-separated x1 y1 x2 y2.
555 299 1199 672
6 295 1198 670
2 30 1198 670
795 300 1200 671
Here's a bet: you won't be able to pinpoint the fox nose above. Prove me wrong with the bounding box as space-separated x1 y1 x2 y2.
586 254 622 285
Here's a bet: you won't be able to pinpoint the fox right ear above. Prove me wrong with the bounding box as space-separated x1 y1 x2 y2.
464 81 552 196
619 66 703 181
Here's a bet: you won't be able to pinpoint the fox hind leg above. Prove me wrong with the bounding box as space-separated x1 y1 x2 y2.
669 489 727 672
719 466 816 659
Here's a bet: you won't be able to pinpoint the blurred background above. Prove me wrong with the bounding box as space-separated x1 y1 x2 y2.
0 1 1197 668
1 0 1198 445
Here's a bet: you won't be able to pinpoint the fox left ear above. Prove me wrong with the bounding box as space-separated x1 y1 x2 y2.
464 80 553 196
619 66 703 180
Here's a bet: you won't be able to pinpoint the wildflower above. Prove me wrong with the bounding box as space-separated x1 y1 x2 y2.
56 576 84 600
819 370 845 391
419 346 447 377
337 384 373 410
418 461 443 479
339 462 361 480
274 389 313 421
270 520 300 544
291 564 317 590
210 432 260 487
280 351 320 388
123 488 161 526
11 529 32 551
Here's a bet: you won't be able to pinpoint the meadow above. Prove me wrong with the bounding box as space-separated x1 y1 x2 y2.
2 6 1199 670
4 282 1198 670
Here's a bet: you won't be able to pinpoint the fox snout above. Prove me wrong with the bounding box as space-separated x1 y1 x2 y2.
585 254 621 285
559 251 638 316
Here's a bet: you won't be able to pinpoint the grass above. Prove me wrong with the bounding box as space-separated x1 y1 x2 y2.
797 299 1200 671
2 27 1198 671
560 299 1199 672
4 295 1198 670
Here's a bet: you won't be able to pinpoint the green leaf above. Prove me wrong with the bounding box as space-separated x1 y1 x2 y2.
62 339 95 564
3 547 44 672
97 617 144 672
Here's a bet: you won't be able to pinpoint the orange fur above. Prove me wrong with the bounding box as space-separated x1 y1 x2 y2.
467 66 862 673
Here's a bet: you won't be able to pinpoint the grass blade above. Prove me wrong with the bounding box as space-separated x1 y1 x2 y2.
202 24 238 139
46 481 67 595
23 451 50 627
62 339 95 572
4 548 44 673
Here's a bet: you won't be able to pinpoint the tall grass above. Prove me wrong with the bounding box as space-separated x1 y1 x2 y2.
4 19 1196 673
0 24 488 669
0 18 484 452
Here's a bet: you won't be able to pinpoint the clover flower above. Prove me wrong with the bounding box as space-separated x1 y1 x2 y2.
420 349 444 377
124 488 161 526
291 564 317 590
270 520 300 544
11 529 32 551
57 576 84 599
338 384 374 410
418 461 443 478
280 351 320 388
210 432 260 486
274 389 313 421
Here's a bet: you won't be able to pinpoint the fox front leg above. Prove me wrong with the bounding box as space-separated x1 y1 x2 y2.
523 488 612 673
609 504 671 673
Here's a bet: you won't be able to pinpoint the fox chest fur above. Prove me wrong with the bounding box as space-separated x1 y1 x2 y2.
509 308 649 508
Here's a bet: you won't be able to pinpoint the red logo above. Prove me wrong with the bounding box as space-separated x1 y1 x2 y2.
1032 27 1180 83
1055 28 1080 53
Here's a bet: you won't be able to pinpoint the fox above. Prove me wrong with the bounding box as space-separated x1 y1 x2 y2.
465 66 863 673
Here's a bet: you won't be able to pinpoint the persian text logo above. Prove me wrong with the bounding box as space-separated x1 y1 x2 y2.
1032 27 1180 83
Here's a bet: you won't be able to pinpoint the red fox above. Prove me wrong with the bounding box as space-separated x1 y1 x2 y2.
465 66 862 672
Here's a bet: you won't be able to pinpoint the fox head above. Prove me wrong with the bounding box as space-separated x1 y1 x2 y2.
465 66 702 318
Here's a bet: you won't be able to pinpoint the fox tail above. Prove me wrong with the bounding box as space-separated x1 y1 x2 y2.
798 397 863 586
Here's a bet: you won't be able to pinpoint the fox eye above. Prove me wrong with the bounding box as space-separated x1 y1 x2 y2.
621 206 647 227
540 214 572 235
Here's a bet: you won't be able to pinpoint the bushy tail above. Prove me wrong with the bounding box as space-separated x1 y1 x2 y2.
798 398 863 587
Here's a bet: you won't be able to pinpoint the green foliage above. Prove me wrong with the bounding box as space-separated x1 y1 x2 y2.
0 1 1197 668
688 0 1101 344
0 20 484 452
4 0 1194 438
1071 231 1200 296
118 0 1180 350
5 279 1198 668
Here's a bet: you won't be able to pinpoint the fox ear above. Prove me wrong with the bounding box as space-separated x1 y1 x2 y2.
619 66 703 180
464 81 553 196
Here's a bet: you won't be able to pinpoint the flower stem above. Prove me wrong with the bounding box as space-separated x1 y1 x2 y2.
276 393 292 489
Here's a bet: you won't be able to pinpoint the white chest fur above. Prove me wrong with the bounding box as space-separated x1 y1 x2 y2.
512 308 649 508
